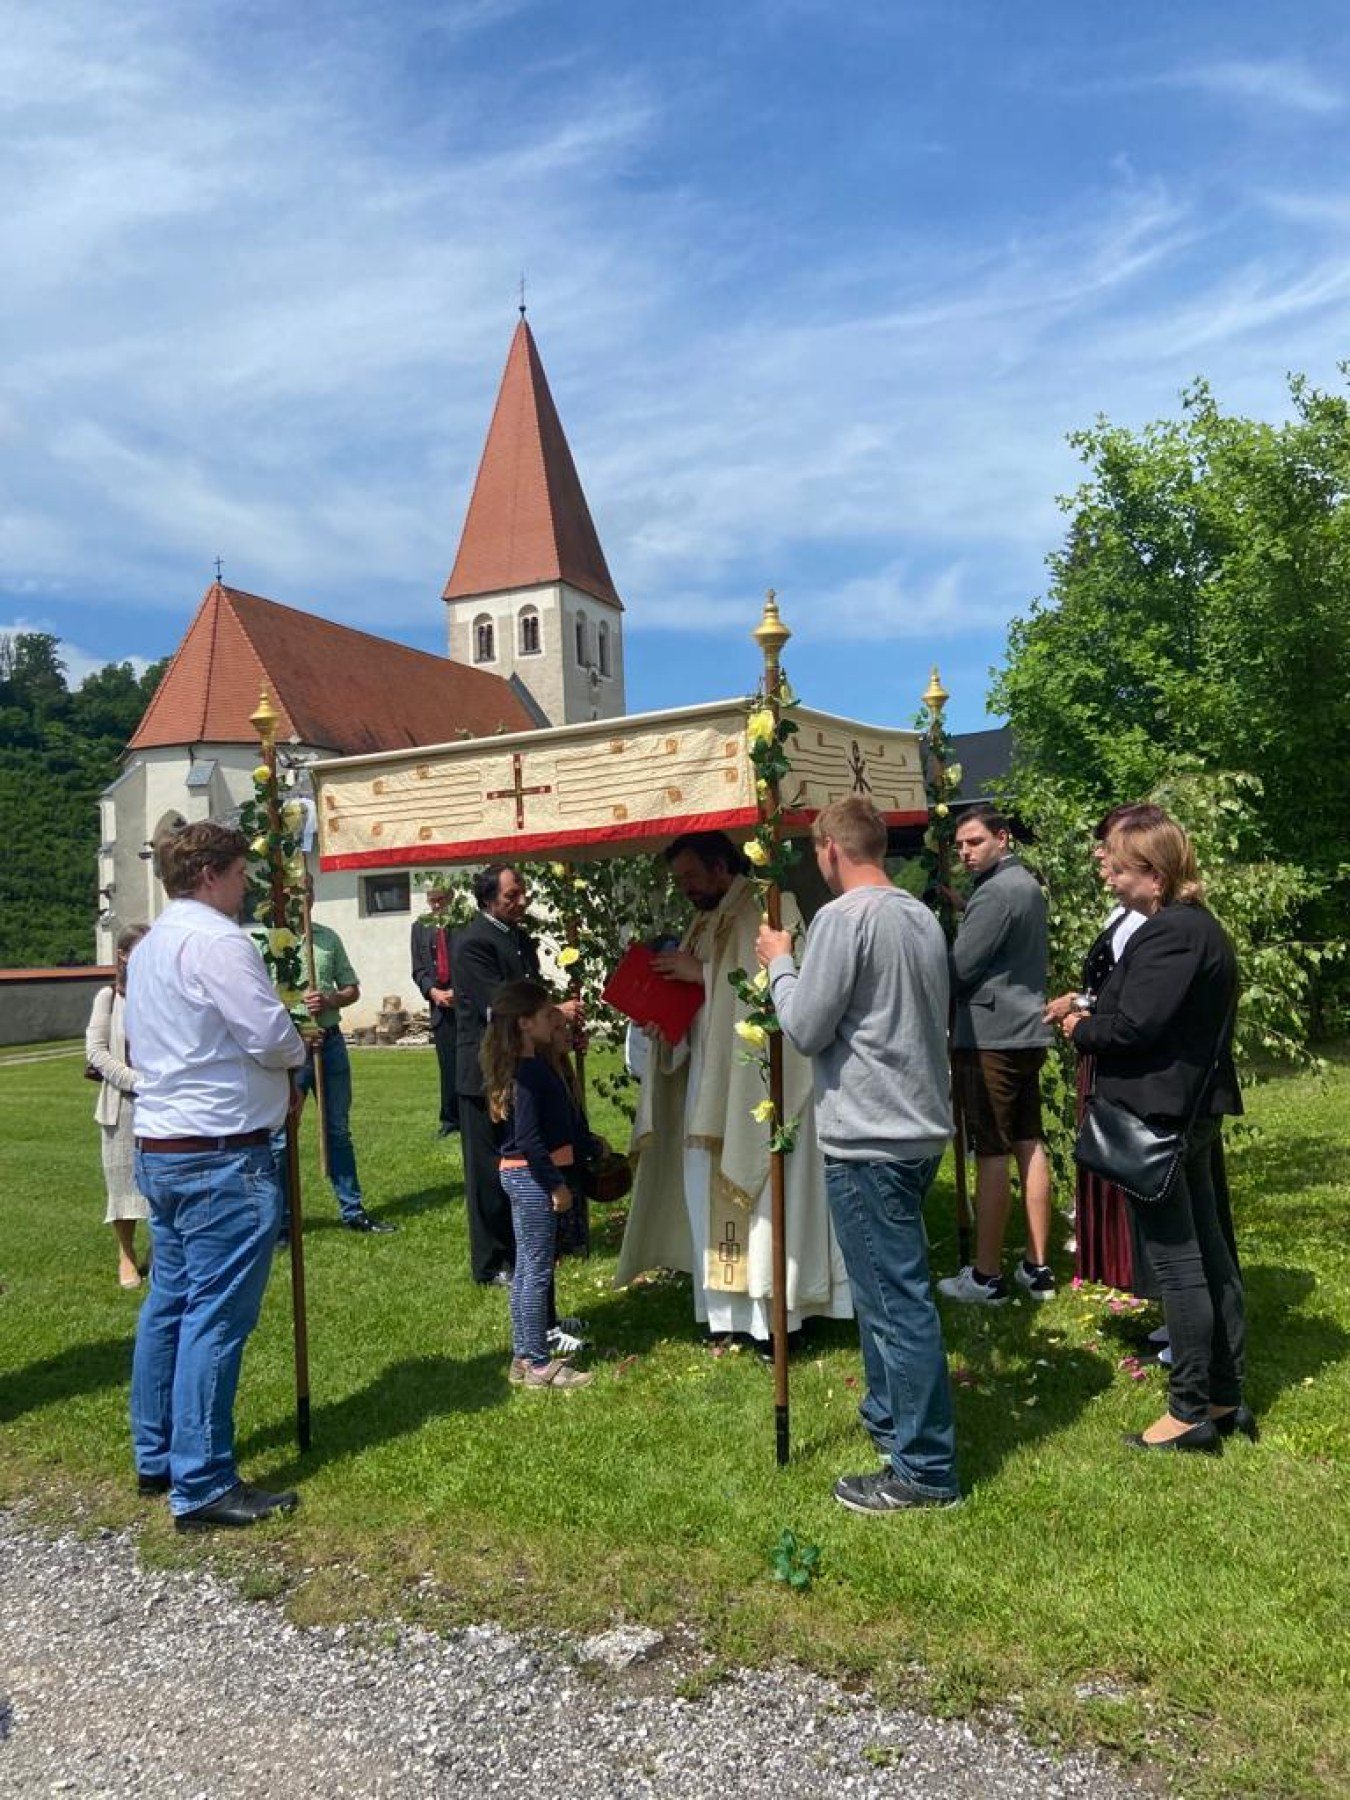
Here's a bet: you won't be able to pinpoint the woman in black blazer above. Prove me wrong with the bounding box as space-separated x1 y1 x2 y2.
1062 813 1251 1454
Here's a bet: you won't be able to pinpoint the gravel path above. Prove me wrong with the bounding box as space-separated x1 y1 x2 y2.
0 1513 1158 1799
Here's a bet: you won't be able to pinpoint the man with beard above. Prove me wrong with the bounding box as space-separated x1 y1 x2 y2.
616 831 851 1343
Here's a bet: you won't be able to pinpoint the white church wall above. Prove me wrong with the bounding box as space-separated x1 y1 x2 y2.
309 867 429 1030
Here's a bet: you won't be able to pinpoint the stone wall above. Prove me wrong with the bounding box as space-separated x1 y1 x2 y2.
0 969 116 1047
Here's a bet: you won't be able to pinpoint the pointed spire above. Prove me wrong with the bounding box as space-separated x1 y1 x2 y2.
443 318 622 611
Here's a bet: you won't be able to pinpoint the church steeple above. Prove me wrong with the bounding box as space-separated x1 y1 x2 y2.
443 318 625 725
443 318 622 611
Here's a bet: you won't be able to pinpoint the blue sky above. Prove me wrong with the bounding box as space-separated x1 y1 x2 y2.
3 1 1349 732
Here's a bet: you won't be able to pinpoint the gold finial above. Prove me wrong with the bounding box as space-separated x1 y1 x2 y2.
922 664 949 716
250 688 281 750
752 587 791 661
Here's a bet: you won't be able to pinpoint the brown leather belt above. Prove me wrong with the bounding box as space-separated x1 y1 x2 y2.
136 1128 273 1154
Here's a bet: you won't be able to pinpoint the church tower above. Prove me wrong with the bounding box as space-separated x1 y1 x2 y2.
442 315 626 725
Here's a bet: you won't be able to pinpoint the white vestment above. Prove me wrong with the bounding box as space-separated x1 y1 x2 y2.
615 877 852 1339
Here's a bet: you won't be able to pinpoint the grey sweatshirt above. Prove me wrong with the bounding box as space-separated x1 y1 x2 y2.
768 885 952 1163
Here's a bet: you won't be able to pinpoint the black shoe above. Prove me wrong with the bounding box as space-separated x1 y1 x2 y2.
1212 1404 1259 1442
833 1469 962 1514
437 1122 458 1138
175 1482 299 1532
344 1209 398 1234
1123 1418 1222 1455
137 1471 170 1497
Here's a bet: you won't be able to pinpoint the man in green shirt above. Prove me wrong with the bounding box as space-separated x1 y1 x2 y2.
284 913 396 1235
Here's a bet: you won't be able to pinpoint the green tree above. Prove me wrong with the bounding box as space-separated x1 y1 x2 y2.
0 636 167 966
991 375 1350 877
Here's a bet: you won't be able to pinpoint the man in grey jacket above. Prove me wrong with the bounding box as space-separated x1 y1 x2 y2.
938 805 1055 1306
757 796 959 1513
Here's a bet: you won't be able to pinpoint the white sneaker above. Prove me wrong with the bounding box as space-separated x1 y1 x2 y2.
937 1266 1010 1306
547 1325 588 1354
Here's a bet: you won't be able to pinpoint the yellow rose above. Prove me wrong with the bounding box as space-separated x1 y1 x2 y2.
944 762 963 788
934 803 949 819
751 968 769 993
756 778 769 797
250 836 269 858
550 862 568 877
735 1020 768 1050
281 801 303 830
751 1098 776 1125
572 878 586 891
252 764 271 785
268 927 298 955
745 709 776 747
743 838 769 867
557 946 581 968
278 987 304 1008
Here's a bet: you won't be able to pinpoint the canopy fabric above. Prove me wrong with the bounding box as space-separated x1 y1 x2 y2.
314 698 927 872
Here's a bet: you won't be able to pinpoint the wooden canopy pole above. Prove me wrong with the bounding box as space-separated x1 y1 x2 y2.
251 689 312 1453
752 591 792 1469
922 666 973 1269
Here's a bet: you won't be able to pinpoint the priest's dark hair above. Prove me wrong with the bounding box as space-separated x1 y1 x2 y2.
664 831 751 877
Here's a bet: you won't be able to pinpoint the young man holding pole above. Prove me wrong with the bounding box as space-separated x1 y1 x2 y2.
127 822 306 1530
756 796 960 1513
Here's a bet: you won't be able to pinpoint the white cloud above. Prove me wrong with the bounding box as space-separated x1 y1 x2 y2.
1167 58 1342 117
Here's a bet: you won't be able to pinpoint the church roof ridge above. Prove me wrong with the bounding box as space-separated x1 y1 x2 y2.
443 318 623 612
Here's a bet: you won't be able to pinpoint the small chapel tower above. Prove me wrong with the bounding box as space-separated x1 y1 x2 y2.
442 315 626 724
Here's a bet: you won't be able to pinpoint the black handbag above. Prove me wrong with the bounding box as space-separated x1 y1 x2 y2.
1073 995 1236 1206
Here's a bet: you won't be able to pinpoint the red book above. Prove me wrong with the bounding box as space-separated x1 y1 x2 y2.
601 944 704 1045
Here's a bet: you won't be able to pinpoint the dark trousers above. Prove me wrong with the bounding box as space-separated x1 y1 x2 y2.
1134 1118 1246 1422
432 1013 459 1131
459 1093 515 1283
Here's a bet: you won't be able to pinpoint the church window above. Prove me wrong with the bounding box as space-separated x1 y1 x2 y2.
575 612 589 666
473 616 495 663
597 620 611 678
361 872 411 916
519 608 541 656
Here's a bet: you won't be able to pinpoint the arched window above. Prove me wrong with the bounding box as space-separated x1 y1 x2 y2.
519 607 541 656
597 620 611 678
473 615 495 663
575 611 589 667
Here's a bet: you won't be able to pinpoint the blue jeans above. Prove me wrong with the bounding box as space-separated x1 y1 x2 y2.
824 1155 959 1498
280 1030 363 1222
130 1144 283 1515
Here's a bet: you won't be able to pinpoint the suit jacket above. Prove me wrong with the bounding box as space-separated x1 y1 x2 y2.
411 916 455 1025
1072 902 1241 1120
453 911 542 1096
950 855 1053 1051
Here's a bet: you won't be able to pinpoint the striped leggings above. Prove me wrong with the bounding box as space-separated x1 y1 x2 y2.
500 1168 559 1365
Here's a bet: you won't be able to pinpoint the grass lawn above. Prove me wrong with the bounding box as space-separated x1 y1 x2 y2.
2 1043 1347 1797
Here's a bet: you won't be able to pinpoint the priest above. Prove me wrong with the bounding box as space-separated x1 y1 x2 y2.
616 831 852 1341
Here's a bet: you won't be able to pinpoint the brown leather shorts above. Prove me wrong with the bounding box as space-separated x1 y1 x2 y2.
952 1047 1047 1157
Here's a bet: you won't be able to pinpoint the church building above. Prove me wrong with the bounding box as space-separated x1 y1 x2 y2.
97 316 626 1024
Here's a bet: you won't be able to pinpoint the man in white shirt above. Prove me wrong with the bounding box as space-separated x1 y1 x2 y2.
127 822 308 1531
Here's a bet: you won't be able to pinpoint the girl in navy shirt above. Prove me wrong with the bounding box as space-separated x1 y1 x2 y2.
482 980 598 1390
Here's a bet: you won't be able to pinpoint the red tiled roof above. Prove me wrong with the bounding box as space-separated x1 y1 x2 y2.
443 319 623 611
127 583 537 755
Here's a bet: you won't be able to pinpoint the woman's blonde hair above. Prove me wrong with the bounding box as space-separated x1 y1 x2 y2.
479 978 553 1122
1105 812 1205 906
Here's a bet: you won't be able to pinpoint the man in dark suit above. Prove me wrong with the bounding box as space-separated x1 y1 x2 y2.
411 883 460 1138
455 864 582 1285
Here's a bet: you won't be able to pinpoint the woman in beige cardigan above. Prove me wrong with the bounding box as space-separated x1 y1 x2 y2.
86 924 150 1287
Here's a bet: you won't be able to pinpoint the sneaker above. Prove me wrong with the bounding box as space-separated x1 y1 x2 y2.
508 1357 530 1385
555 1314 589 1335
523 1358 594 1391
1014 1259 1057 1301
547 1325 588 1355
1157 1345 1174 1368
1147 1325 1170 1347
833 1469 961 1514
937 1266 1009 1306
